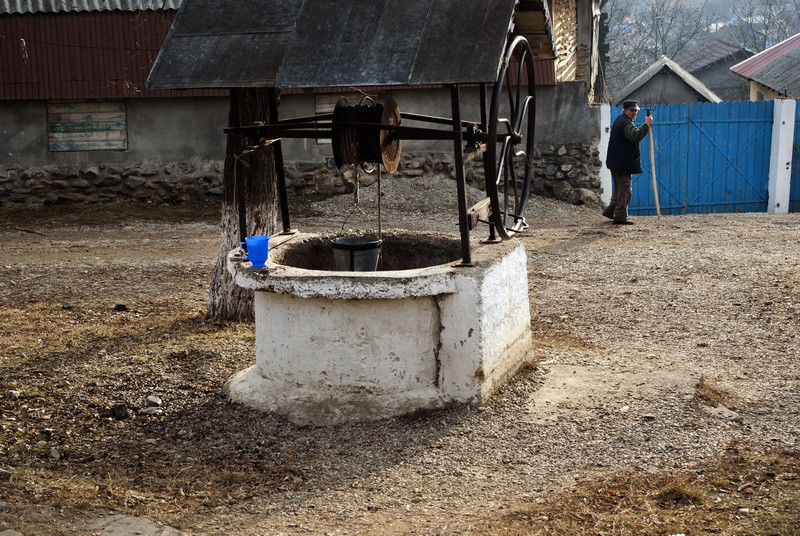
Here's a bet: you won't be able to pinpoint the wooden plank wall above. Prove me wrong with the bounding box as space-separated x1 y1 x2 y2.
47 100 128 152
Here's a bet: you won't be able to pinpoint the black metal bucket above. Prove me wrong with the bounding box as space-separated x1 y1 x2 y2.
331 237 382 271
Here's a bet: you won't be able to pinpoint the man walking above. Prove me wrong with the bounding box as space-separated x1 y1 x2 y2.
604 100 653 225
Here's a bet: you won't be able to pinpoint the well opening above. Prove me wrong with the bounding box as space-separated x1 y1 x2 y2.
271 231 462 271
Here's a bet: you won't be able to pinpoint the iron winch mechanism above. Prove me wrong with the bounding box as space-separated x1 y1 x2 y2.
227 36 536 266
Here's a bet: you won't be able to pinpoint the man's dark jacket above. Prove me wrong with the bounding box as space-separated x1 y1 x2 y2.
606 113 645 174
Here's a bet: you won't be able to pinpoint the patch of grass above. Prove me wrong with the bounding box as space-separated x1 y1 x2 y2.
696 374 740 408
653 474 705 507
467 444 800 536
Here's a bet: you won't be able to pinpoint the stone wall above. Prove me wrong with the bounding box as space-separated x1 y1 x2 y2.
283 139 604 208
532 139 604 207
0 160 224 206
0 139 604 208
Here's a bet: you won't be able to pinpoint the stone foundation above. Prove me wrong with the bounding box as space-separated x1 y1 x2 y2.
0 159 225 206
0 140 604 208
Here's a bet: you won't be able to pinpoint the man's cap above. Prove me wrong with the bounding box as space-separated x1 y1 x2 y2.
623 100 640 110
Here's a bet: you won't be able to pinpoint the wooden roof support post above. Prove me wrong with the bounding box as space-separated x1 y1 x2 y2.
451 84 473 266
267 88 293 233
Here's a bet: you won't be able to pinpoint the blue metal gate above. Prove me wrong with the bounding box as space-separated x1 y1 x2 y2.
791 103 800 213
611 101 774 215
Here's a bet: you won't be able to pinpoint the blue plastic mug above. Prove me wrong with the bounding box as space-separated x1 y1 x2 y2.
240 235 270 268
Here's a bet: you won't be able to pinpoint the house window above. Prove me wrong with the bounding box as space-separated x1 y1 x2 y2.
755 91 765 101
47 100 128 152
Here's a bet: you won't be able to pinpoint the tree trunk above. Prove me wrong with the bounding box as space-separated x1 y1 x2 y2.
207 88 278 321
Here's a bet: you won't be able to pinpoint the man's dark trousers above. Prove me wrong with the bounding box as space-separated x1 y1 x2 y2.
604 171 633 221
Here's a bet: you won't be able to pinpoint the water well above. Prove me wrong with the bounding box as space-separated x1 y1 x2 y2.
224 230 532 426
149 0 540 425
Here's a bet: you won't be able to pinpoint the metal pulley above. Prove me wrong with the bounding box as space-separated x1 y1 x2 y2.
331 96 402 173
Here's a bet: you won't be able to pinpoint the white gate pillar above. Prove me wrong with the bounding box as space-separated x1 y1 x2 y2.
599 104 612 206
768 99 796 213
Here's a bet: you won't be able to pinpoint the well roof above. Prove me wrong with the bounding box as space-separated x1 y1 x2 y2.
147 0 517 90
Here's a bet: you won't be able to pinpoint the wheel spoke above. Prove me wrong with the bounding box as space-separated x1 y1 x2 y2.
495 136 512 185
514 95 533 134
514 49 526 119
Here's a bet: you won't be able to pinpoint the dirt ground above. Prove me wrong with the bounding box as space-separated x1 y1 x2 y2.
0 186 799 535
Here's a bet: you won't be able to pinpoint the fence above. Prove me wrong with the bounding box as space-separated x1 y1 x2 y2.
601 100 797 215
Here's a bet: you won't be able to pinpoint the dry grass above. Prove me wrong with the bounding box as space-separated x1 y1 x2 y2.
4 293 798 534
695 375 741 409
467 444 800 535
3 203 800 534
0 201 220 227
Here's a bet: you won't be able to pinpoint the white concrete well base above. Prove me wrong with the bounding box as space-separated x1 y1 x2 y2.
224 230 532 426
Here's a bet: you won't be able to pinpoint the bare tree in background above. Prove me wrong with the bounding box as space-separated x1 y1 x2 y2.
643 0 713 60
601 0 712 96
728 0 800 51
601 0 800 99
207 88 278 321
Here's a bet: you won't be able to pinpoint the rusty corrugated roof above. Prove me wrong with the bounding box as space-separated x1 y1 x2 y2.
0 10 224 99
0 0 181 14
148 0 518 90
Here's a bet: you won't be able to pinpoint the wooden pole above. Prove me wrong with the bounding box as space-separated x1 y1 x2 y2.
647 110 661 217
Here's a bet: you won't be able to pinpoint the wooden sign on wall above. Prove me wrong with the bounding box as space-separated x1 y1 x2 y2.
47 100 128 152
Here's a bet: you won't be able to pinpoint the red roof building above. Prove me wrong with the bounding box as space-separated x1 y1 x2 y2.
731 33 800 100
0 7 223 100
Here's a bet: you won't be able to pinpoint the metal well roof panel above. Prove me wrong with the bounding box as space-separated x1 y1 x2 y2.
148 0 517 90
1 0 182 14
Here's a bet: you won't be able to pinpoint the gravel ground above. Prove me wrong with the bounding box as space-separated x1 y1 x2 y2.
0 175 798 535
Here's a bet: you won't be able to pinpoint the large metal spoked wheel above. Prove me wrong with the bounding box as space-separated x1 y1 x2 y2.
484 35 536 240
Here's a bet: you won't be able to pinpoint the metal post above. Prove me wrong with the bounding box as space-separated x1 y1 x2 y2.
267 88 292 233
451 85 472 266
480 83 498 242
479 83 487 131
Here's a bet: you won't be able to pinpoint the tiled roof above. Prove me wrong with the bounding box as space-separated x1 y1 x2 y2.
0 0 181 14
731 33 800 98
674 40 753 72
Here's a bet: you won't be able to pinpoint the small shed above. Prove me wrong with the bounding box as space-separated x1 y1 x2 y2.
613 56 721 106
